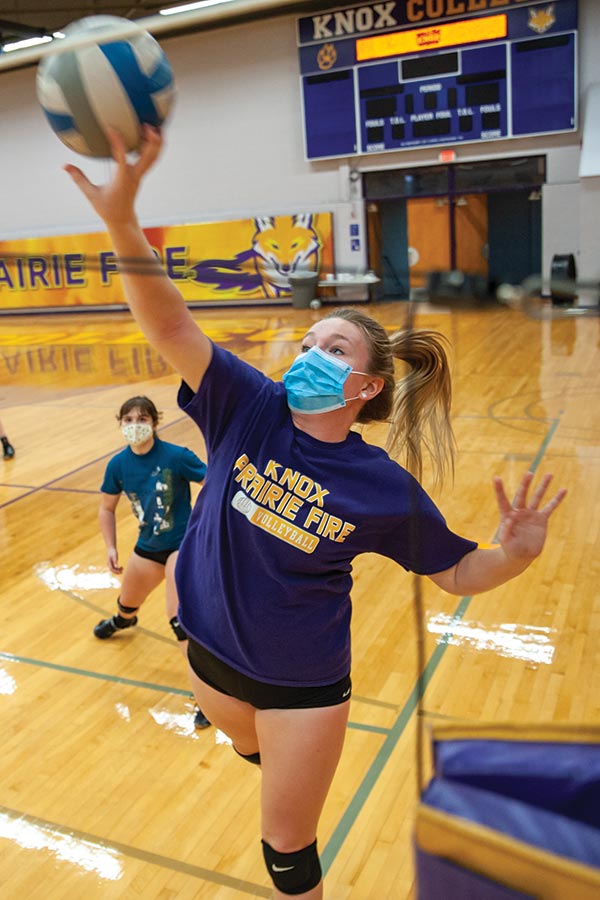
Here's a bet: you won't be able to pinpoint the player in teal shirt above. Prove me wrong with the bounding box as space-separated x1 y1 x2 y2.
95 395 209 729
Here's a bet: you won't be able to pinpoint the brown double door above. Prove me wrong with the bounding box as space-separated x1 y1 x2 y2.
407 193 488 290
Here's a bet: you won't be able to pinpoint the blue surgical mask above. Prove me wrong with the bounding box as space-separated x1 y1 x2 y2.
282 346 367 414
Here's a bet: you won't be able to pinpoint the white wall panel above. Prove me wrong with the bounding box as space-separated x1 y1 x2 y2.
0 2 599 283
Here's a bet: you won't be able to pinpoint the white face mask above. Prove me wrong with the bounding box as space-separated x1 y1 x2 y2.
121 422 154 446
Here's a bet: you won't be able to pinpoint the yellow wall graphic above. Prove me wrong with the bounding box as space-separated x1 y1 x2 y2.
0 213 334 312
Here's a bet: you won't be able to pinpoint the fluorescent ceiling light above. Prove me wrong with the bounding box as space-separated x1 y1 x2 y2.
2 35 53 52
160 0 239 15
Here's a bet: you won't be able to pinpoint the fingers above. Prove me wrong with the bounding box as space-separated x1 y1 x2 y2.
106 126 128 165
511 470 534 509
135 125 162 176
493 476 512 516
528 473 553 510
63 163 94 195
541 488 567 517
110 125 162 172
108 551 121 574
495 472 566 517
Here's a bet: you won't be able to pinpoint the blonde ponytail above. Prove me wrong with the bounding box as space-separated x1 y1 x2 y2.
385 329 455 486
324 308 455 486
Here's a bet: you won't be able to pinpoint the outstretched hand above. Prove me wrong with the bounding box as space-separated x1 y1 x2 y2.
494 472 566 562
63 125 162 228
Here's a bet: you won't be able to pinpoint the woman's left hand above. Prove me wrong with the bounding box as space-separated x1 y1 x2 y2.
494 471 567 562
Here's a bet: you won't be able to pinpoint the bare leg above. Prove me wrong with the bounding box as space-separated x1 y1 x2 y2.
165 551 188 659
187 663 258 753
257 703 350 899
164 551 179 619
118 552 165 618
94 551 165 639
188 663 349 897
169 560 210 728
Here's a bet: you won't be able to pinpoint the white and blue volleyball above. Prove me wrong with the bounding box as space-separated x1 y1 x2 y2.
36 15 175 158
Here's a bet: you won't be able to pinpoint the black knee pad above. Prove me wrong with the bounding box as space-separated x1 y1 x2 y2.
169 616 187 641
233 746 261 766
261 838 321 895
117 597 139 615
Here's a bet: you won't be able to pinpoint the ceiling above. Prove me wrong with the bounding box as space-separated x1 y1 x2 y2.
0 3 165 45
0 0 328 51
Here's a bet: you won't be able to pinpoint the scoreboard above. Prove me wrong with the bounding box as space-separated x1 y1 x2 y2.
297 0 577 160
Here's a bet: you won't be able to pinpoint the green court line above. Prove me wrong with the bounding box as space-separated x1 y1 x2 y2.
321 594 472 872
58 585 176 646
0 416 190 511
0 651 193 697
0 651 392 736
528 418 560 472
0 804 272 898
351 693 399 710
347 721 391 736
490 418 559 543
321 418 561 872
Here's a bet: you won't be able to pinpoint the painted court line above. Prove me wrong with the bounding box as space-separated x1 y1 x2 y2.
0 804 272 898
0 417 190 510
0 651 194 698
321 593 473 873
0 651 391 735
57 585 176 646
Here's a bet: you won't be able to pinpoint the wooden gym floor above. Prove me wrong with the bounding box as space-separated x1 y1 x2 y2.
0 300 598 898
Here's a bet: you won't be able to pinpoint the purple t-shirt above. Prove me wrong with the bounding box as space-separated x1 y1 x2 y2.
176 344 476 686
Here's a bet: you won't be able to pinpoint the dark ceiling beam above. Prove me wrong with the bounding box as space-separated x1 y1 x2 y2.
0 18 47 38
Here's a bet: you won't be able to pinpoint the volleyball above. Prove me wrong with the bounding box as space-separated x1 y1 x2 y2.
36 15 175 158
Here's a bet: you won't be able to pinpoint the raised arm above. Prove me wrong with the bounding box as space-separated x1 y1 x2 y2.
64 127 211 392
429 471 567 595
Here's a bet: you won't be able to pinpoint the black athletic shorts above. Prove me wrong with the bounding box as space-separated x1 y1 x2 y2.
187 637 352 710
133 545 178 566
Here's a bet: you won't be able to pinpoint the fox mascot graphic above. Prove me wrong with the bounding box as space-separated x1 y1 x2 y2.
185 214 322 300
528 5 555 34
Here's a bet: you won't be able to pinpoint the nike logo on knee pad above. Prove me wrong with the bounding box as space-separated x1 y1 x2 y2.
272 864 295 872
